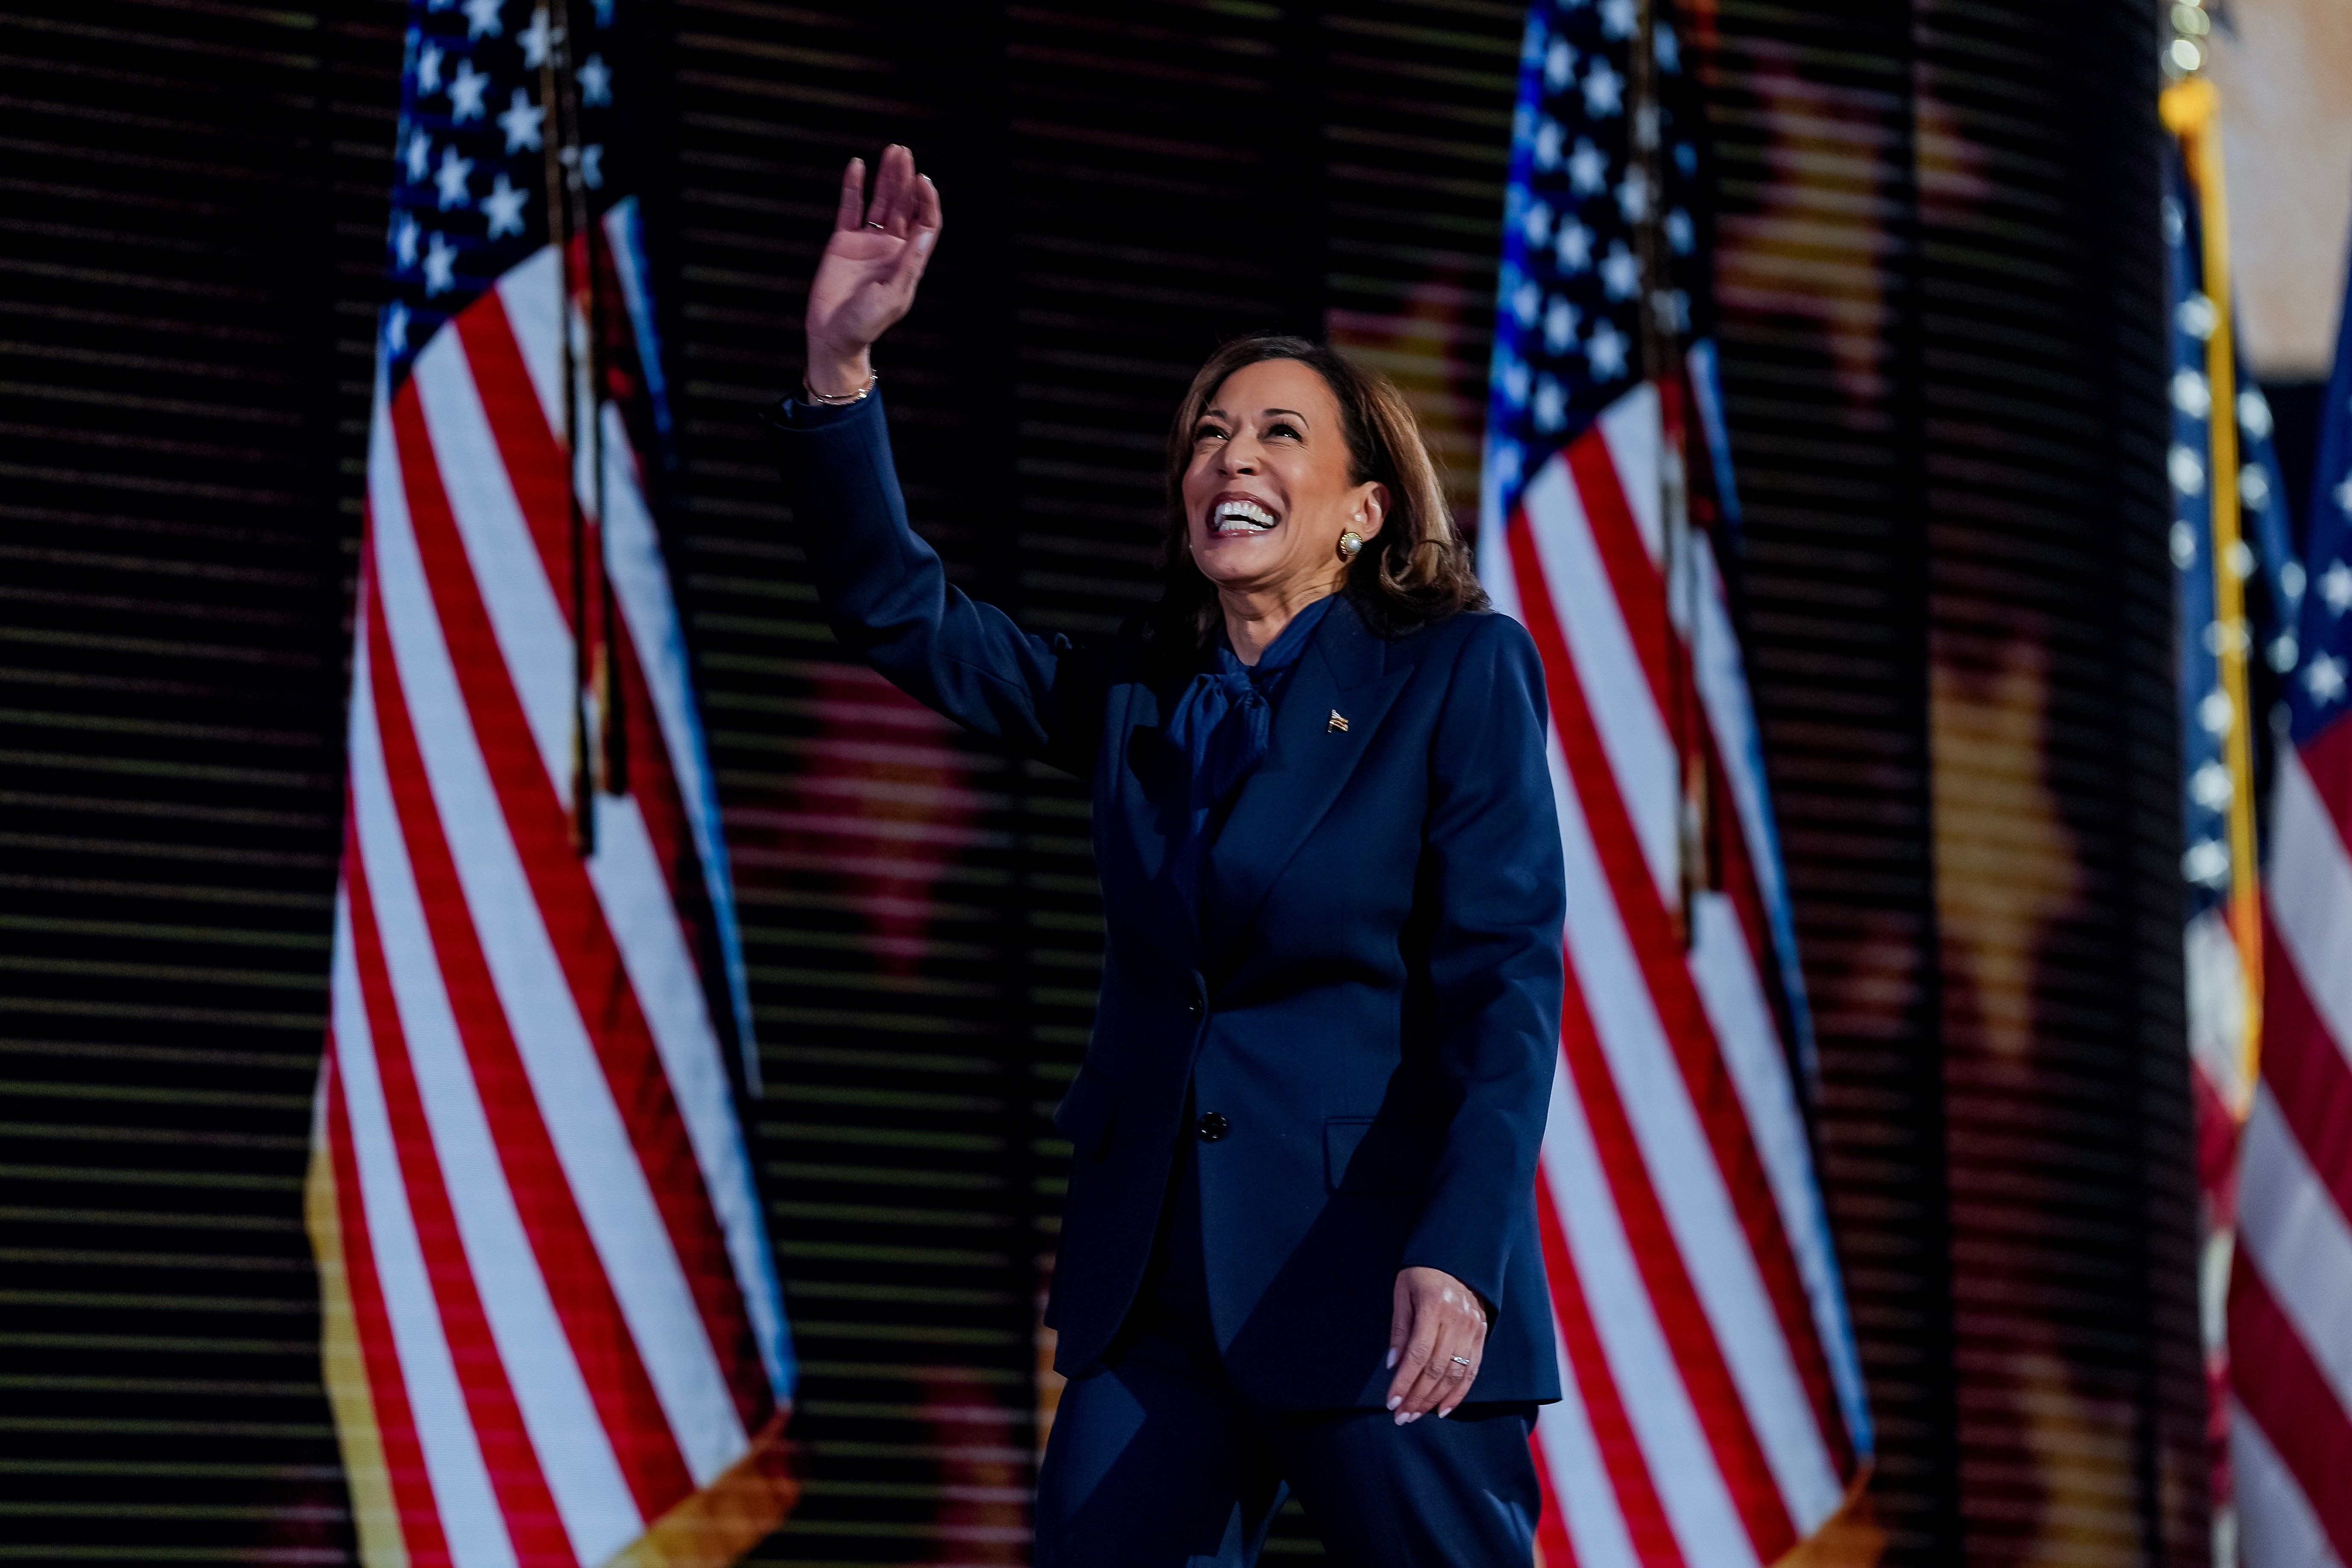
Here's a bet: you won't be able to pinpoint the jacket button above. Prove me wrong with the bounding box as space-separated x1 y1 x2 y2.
1185 997 1203 1018
1197 1111 1230 1142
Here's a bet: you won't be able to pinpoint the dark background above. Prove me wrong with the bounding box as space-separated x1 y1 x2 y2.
0 0 2204 1562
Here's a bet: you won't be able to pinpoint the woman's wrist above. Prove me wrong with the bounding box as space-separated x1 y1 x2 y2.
805 343 873 401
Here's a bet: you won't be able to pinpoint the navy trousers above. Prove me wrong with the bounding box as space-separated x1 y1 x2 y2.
1035 1128 1541 1567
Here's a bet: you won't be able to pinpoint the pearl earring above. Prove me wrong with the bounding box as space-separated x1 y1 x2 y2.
1338 531 1363 560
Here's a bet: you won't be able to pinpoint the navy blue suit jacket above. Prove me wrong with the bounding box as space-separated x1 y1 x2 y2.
764 392 1566 1410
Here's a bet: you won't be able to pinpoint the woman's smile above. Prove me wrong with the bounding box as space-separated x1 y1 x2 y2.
1207 491 1282 536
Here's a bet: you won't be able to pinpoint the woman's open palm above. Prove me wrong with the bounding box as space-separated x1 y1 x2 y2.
805 144 941 391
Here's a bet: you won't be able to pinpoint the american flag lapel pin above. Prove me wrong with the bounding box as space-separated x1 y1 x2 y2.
1327 710 1349 734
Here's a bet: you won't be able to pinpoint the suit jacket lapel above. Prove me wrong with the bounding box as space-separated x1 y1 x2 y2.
1201 597 1410 975
1101 675 1201 971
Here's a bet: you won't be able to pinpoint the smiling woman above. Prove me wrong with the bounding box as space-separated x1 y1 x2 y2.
762 145 1566 1567
1152 338 1486 670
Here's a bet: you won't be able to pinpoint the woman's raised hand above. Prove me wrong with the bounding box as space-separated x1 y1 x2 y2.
804 144 942 398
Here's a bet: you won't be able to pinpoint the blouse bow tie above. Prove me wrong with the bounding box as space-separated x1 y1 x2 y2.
1163 595 1336 913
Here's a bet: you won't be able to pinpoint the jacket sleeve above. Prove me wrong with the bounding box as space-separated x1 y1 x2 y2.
761 390 1102 777
1398 612 1566 1313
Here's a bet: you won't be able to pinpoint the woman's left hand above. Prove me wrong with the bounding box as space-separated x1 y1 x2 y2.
1385 1266 1489 1423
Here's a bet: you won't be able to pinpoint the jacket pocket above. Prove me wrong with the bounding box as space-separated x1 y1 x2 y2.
1053 1069 1119 1162
1325 1116 1445 1194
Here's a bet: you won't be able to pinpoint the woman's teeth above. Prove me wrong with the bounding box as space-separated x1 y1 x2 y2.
1213 500 1277 534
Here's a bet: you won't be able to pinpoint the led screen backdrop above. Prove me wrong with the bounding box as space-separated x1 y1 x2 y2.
0 0 2197 1563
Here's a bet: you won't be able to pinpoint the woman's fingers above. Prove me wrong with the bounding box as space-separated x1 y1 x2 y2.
870 144 914 235
1399 1328 1459 1420
833 157 865 233
886 176 941 291
1383 1267 1486 1423
1436 1327 1482 1418
1385 1310 1439 1421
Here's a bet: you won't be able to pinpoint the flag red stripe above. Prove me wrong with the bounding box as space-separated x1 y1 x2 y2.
364 553 696 1518
2260 924 2352 1221
1699 736 1794 1066
1510 516 1807 1551
1536 1145 1689 1568
1537 455 1845 1469
391 383 772 1433
2229 1253 2352 1562
454 293 578 620
1552 902 1794 1557
323 1040 455 1568
612 623 717 975
1562 432 1674 705
1528 1424 1582 1568
2299 716 2352 857
343 837 575 1562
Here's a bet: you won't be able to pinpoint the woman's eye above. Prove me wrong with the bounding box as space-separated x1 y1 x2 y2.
1195 426 1227 443
1266 422 1300 440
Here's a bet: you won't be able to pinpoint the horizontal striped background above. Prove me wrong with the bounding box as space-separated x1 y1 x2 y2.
0 0 2201 1562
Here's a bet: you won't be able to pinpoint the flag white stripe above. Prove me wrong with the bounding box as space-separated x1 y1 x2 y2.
1690 541 1793 968
1545 735 1762 1568
2232 1397 2346 1568
1534 1318 1642 1568
331 885 516 1568
407 329 576 797
1523 459 1680 904
1597 385 1665 563
382 387 750 1492
2270 747 2352 1060
493 249 597 507
2238 1087 2352 1424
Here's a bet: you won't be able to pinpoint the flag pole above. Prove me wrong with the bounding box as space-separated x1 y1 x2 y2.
1631 0 1711 946
540 4 595 853
2162 77 2264 1113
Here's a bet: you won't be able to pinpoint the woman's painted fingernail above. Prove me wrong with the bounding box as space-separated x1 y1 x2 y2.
916 231 934 255
1439 1407 1455 1419
1404 1411 1422 1424
1386 1395 1402 1411
1393 1410 1410 1427
1385 1348 1399 1370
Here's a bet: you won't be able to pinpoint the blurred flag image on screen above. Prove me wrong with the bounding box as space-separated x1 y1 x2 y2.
2156 83 2306 1565
302 3 796 1564
2229 216 2352 1568
1478 3 1875 1563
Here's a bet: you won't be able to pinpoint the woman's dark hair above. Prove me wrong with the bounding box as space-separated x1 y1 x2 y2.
1145 334 1487 668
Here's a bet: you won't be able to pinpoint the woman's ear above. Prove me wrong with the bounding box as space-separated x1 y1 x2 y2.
1354 482 1392 541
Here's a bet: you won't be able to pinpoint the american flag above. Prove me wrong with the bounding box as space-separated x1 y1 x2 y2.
302 3 795 1565
1478 3 1874 1563
2156 106 2302 1565
2231 232 2352 1568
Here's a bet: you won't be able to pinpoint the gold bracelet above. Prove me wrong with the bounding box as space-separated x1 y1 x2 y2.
802 367 878 406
